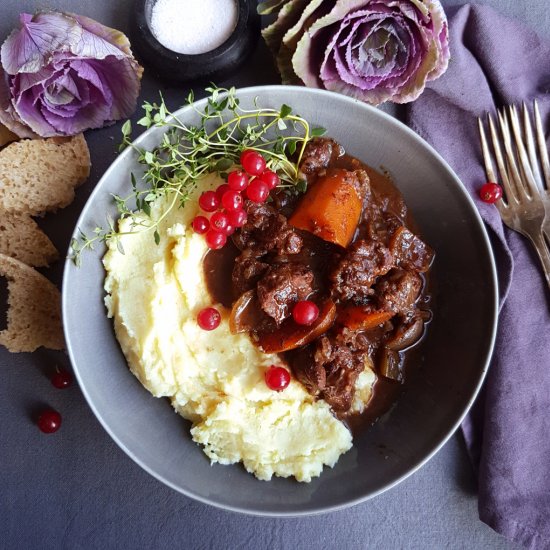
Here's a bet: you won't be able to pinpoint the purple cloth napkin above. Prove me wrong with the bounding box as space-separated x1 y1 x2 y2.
407 4 550 549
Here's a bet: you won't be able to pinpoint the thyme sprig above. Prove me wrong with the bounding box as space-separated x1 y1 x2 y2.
69 86 325 266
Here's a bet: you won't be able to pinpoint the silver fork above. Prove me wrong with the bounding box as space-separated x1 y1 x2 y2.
478 102 550 289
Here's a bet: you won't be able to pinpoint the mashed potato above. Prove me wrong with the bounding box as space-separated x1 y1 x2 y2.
103 173 375 482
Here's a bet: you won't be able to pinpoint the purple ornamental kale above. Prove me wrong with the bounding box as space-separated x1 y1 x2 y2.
0 12 143 137
262 0 450 105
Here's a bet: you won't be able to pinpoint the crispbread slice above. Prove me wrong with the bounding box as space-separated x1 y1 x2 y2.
0 253 64 352
0 134 90 215
0 210 58 267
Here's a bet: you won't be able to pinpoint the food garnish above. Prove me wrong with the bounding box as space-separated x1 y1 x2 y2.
199 191 220 212
292 300 320 326
197 307 222 331
241 149 267 175
227 170 249 191
205 230 227 250
70 87 324 266
192 216 210 234
264 365 291 391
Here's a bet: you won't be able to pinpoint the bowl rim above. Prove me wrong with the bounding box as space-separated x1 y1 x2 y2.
62 85 499 517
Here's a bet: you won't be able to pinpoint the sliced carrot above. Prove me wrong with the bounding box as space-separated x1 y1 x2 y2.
337 306 394 331
258 300 337 353
289 169 362 248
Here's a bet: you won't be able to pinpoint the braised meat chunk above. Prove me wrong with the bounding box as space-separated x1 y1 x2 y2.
389 227 434 272
375 269 423 314
232 251 269 294
330 240 394 302
257 263 314 325
299 137 344 176
233 201 303 256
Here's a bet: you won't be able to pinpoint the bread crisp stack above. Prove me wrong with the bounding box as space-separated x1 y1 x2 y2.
0 133 91 352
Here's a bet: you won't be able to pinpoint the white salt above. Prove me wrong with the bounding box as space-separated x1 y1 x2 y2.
150 0 238 55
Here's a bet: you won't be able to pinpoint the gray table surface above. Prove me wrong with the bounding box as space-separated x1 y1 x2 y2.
1 1 547 549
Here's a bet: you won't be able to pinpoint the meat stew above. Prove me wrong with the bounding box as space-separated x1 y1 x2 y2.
204 137 433 426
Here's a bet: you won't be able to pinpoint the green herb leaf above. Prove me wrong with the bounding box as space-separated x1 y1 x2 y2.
280 104 292 118
311 126 327 137
142 200 151 217
116 239 125 255
287 139 297 156
215 158 233 171
144 151 154 164
154 230 160 245
121 120 131 136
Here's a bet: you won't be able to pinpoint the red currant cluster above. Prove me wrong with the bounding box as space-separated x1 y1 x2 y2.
191 150 280 250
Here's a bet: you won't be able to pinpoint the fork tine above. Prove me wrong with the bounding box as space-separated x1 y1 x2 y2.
497 109 529 200
478 118 498 181
508 104 541 198
522 102 544 190
487 113 519 204
534 99 550 191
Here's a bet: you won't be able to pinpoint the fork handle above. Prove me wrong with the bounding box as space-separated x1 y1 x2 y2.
526 231 550 290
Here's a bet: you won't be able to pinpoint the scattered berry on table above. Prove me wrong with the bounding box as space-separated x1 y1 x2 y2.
37 409 62 434
479 182 503 204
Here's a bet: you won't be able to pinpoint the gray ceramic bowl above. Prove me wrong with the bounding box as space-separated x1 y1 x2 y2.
63 86 498 516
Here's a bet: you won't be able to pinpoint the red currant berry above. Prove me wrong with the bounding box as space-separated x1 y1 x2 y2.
37 409 62 434
205 229 227 249
479 182 503 204
260 170 280 190
265 365 291 392
292 300 319 326
216 183 230 202
51 368 72 389
210 211 229 232
246 180 270 203
222 223 235 236
241 150 266 176
227 170 249 191
227 209 247 228
221 189 243 211
199 191 220 212
240 149 256 166
197 307 221 331
192 216 209 234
